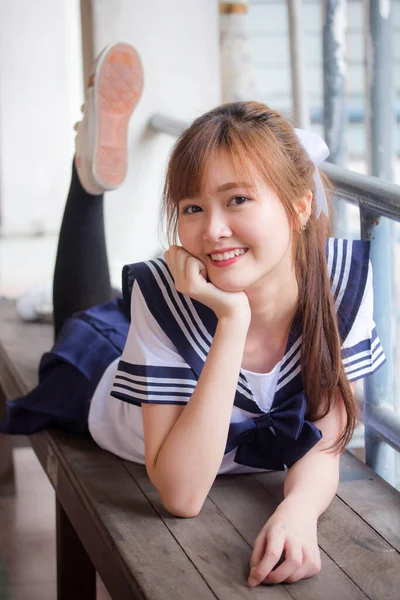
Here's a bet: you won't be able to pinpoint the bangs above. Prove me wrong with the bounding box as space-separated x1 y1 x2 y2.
166 124 271 206
167 132 218 203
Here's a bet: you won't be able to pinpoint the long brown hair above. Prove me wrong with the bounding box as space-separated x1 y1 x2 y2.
161 101 357 452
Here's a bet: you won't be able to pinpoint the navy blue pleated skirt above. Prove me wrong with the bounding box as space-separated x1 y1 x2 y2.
0 298 130 435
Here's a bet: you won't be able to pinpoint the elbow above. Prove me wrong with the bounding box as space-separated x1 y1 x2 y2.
146 464 206 517
160 493 204 518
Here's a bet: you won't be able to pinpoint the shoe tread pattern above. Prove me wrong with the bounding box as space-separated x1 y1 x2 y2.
95 44 143 187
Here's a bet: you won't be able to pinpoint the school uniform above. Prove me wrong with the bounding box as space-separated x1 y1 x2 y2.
1 239 386 474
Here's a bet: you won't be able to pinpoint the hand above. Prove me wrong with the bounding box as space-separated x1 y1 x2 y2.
248 499 321 586
164 246 250 322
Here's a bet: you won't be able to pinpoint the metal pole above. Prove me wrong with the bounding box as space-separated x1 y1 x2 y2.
286 0 310 128
363 0 396 486
219 1 257 103
80 0 94 92
356 400 400 454
365 1 394 181
322 0 348 238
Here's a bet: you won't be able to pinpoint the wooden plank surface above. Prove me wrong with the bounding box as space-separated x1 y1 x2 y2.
1 299 400 599
125 461 292 600
30 430 217 600
337 451 400 553
254 471 400 600
0 299 46 394
127 460 370 600
209 475 368 600
0 384 15 489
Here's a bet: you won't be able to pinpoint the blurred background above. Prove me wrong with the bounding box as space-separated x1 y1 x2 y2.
0 3 400 597
0 0 399 296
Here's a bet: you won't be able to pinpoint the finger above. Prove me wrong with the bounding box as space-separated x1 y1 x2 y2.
285 549 321 584
166 246 186 283
175 247 189 277
249 533 267 571
272 550 286 571
198 262 207 280
171 245 189 260
164 247 177 272
166 244 181 263
248 532 285 587
264 543 302 584
185 256 207 282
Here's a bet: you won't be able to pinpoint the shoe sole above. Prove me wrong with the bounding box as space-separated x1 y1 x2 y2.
93 43 144 189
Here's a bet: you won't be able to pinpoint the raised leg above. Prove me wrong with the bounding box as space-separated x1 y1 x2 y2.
53 160 112 338
53 42 143 339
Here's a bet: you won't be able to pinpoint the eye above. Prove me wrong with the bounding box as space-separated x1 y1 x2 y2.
181 205 202 215
228 196 250 207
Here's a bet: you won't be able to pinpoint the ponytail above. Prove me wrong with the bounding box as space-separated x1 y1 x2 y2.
297 215 357 451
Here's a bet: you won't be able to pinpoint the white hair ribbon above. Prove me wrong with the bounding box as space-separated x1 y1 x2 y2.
294 128 330 218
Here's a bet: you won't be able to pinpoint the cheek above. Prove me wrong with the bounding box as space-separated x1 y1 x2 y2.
243 205 292 249
177 220 200 253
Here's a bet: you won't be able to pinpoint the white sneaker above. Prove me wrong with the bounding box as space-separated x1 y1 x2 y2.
16 281 53 323
74 43 144 195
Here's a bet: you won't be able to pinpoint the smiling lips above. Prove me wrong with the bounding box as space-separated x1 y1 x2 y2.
209 247 248 266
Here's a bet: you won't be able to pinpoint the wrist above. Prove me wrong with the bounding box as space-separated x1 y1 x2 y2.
280 494 319 521
218 312 250 331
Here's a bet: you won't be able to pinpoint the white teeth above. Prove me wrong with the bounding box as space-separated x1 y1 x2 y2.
210 248 247 261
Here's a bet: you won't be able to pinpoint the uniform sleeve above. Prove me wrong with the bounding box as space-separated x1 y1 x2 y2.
110 280 197 406
341 260 386 381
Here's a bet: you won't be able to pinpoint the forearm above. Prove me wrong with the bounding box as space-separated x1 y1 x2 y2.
152 316 248 512
282 448 340 518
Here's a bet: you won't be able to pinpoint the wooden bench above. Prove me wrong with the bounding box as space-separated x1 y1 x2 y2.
1 298 400 600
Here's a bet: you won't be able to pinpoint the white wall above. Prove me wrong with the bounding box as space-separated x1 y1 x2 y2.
0 0 82 236
0 0 82 294
92 0 221 264
0 0 221 295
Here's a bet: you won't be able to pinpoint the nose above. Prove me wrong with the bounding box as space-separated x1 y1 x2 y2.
202 210 232 242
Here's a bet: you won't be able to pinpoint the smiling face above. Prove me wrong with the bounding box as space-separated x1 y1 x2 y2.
177 149 296 294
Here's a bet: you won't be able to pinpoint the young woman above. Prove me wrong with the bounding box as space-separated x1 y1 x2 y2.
2 43 386 587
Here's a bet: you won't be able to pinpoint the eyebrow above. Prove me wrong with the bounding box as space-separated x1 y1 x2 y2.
216 181 253 193
178 181 253 203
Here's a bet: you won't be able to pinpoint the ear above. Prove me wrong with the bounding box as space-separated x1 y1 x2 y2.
296 190 313 223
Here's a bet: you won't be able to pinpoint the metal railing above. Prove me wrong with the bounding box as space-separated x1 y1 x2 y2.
286 0 398 486
322 163 400 469
149 112 400 482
